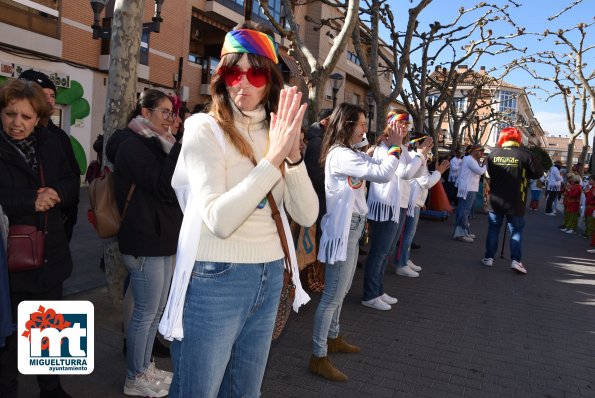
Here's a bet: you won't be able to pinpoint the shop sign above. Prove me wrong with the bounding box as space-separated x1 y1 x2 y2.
0 61 71 88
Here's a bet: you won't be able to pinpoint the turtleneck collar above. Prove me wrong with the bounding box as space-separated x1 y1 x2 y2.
231 101 267 129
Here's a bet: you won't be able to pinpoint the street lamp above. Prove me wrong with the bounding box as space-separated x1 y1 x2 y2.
330 73 344 109
90 0 165 40
366 91 375 135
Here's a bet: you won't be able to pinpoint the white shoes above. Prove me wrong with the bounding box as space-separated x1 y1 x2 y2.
396 266 419 277
147 361 172 384
123 371 169 397
466 233 476 239
545 212 556 216
361 297 391 311
380 293 398 305
408 260 421 272
511 260 527 274
455 236 474 243
565 229 575 234
481 258 493 267
587 248 595 253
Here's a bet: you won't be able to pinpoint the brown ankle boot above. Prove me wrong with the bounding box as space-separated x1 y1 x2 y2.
327 336 361 353
308 355 348 381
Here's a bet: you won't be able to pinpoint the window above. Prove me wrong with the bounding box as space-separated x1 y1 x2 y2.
353 93 361 105
347 51 361 66
254 0 282 23
0 0 60 38
499 90 517 117
140 29 150 66
427 95 439 106
454 97 466 113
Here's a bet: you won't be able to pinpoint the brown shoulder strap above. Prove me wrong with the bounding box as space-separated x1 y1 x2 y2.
266 192 292 276
121 184 136 219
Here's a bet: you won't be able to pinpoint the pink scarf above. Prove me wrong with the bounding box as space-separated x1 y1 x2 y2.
128 116 176 154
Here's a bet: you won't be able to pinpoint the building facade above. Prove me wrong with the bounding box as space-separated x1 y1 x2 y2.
0 0 396 170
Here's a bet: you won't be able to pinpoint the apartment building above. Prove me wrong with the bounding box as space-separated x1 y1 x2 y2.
0 0 390 166
428 65 546 151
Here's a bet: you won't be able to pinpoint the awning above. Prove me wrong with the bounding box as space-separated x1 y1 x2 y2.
279 51 302 78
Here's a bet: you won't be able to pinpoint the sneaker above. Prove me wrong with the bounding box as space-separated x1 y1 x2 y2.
407 260 421 272
481 258 493 267
147 361 172 384
565 229 575 234
545 212 556 216
455 236 474 243
466 233 476 239
361 297 391 311
587 248 595 253
123 372 169 397
560 228 568 232
511 260 527 275
395 266 419 277
380 293 398 305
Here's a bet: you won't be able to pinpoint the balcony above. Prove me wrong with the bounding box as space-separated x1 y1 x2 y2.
0 0 60 39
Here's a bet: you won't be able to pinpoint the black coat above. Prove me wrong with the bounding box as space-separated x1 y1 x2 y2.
487 145 544 216
304 122 326 223
0 128 79 293
106 128 183 257
46 119 80 241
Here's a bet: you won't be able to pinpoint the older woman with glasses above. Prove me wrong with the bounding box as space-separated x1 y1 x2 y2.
106 89 182 397
159 21 317 397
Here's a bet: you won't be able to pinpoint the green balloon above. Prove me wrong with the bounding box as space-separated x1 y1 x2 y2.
70 98 90 125
70 135 87 175
56 80 84 105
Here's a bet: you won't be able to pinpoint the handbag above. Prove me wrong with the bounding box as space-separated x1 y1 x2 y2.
7 165 47 273
267 192 296 340
88 167 135 238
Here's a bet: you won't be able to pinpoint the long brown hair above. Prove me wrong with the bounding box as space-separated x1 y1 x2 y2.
319 103 366 166
209 21 283 163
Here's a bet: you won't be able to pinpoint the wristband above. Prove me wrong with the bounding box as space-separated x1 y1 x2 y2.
387 145 401 158
285 154 304 167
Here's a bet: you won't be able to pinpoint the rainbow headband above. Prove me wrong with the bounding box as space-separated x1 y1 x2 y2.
220 29 278 64
387 112 409 124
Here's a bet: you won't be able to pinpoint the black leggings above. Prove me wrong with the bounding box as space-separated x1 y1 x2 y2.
545 190 558 213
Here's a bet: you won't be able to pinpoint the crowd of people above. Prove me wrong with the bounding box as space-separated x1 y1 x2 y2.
0 19 585 398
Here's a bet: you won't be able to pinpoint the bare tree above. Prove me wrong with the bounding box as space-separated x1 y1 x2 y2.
258 0 360 123
101 0 145 304
514 20 594 170
351 0 432 134
398 3 525 154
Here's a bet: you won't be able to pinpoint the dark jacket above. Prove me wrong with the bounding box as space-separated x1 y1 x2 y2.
304 122 326 223
0 128 79 293
106 128 183 257
46 119 80 241
487 144 543 216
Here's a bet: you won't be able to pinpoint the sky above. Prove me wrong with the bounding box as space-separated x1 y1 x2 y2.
380 0 594 137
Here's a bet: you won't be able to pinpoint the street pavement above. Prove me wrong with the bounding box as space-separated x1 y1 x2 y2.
18 189 595 397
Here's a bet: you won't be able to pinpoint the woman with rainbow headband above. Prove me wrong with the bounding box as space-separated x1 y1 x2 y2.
310 103 403 381
161 22 318 397
362 110 428 311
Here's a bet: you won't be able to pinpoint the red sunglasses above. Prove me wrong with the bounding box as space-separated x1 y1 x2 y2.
218 66 269 88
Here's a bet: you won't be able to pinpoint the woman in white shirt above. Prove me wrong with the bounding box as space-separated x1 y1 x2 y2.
164 22 318 398
309 103 402 382
453 144 487 242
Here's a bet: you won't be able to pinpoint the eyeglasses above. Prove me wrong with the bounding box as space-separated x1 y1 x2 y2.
151 108 175 120
218 66 269 88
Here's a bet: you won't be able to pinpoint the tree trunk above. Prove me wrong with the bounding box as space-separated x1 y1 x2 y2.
101 0 145 305
566 141 575 171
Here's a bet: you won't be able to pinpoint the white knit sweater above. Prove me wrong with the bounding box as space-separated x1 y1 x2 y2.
182 105 318 263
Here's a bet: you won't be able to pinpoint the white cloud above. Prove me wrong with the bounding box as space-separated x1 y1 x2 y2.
535 111 570 137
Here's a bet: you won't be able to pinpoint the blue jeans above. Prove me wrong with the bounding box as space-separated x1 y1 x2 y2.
484 212 525 262
122 255 173 380
396 207 420 268
169 259 283 398
454 191 477 238
363 212 400 301
312 213 366 357
530 190 541 201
